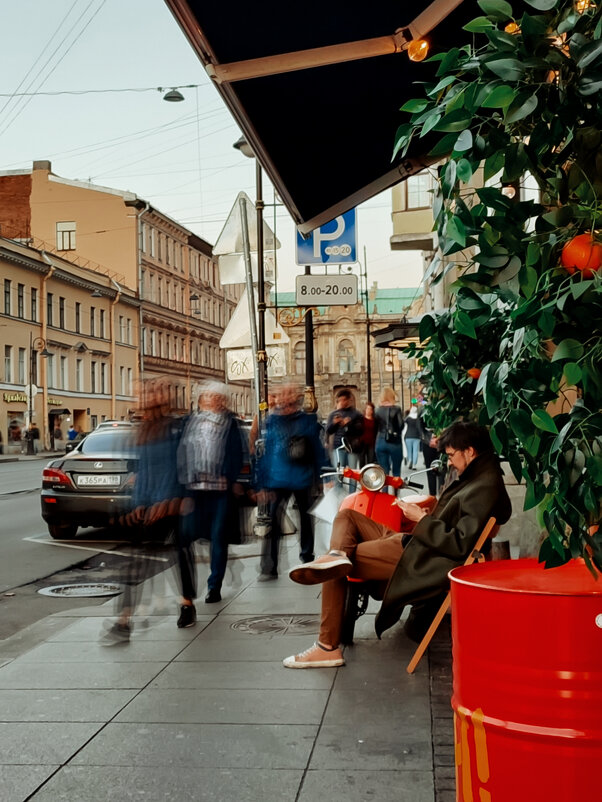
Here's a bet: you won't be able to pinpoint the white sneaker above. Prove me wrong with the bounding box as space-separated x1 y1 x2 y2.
283 642 345 668
289 552 352 585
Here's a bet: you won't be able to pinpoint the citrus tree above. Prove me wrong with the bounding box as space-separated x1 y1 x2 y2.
398 0 602 571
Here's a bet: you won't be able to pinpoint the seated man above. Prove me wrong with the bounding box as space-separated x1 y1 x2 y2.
283 421 512 668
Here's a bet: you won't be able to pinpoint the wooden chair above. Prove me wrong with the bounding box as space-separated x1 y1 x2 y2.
406 517 498 674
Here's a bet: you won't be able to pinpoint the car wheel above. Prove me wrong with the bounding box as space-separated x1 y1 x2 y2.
48 523 78 540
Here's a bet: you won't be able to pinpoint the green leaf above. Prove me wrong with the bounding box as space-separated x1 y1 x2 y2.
463 16 495 33
508 449 523 483
577 39 602 71
485 58 525 81
419 314 437 341
421 113 442 137
434 110 474 132
400 98 429 113
456 158 473 183
509 408 535 442
519 264 538 298
564 362 582 385
454 129 473 153
531 409 558 434
455 310 477 339
446 216 467 247
482 85 517 108
551 339 584 362
504 93 538 123
523 0 558 10
428 133 458 159
478 0 514 20
524 480 546 511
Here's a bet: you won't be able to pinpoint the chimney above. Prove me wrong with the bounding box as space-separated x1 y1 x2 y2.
33 160 52 172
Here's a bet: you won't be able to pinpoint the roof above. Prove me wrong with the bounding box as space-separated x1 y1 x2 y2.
164 0 474 234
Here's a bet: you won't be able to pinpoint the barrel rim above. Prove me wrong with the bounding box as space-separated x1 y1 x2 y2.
449 559 602 597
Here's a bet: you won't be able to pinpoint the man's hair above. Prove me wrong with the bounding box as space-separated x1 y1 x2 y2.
437 421 493 456
335 388 352 400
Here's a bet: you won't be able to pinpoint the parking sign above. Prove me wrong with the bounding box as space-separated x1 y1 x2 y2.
296 209 357 265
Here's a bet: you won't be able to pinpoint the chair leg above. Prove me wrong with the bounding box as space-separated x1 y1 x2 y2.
406 594 451 674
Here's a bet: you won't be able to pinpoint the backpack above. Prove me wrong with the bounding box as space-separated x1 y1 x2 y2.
384 408 402 444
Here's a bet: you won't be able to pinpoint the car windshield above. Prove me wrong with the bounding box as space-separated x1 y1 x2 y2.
78 430 137 456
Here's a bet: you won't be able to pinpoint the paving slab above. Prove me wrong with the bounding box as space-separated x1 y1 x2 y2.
0 722 103 765
0 660 168 690
44 615 212 642
299 769 435 802
16 638 189 663
0 689 137 722
29 766 304 802
175 634 322 662
70 722 317 769
149 660 335 690
0 765 59 802
113 687 330 725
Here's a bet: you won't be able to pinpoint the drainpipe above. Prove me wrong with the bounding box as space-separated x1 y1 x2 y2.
110 278 122 419
136 201 150 392
40 252 55 450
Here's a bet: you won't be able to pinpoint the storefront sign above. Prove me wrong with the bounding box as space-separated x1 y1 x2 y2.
3 392 27 404
48 397 63 406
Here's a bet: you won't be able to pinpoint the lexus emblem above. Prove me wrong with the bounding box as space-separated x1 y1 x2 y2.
94 462 103 468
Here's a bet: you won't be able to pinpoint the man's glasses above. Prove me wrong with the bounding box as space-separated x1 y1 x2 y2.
445 449 461 458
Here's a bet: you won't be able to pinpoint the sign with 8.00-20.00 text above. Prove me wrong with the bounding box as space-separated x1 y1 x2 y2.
295 274 358 306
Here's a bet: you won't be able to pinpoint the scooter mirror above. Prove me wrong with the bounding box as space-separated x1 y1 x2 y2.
430 459 446 475
340 437 352 454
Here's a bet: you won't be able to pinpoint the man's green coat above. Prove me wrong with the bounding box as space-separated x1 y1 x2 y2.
375 451 512 637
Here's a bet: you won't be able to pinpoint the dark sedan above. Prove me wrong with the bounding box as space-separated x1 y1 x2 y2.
41 426 138 539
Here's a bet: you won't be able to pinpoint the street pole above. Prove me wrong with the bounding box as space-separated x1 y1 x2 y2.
363 246 372 402
303 265 317 413
239 195 261 422
27 331 34 455
255 160 269 422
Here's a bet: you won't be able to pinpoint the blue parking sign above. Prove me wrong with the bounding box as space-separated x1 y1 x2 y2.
296 209 357 265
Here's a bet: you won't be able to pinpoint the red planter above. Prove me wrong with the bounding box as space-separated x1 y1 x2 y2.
449 558 602 802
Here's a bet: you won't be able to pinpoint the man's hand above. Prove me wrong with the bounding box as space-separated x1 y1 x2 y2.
394 498 428 523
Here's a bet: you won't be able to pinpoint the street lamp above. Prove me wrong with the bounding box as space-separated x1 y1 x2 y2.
27 333 52 455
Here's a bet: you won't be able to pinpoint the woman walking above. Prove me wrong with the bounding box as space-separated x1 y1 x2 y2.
374 387 403 482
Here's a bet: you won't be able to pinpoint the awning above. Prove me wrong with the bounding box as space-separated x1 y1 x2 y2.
48 408 70 415
164 0 473 234
372 319 421 349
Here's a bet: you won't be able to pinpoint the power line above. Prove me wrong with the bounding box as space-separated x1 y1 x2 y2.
0 83 203 98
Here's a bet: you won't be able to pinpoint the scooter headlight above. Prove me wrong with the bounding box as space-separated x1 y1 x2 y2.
360 464 386 492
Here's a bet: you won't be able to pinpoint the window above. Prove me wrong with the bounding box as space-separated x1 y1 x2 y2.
158 233 162 262
126 318 132 345
75 302 81 333
119 316 125 342
166 238 171 266
90 361 97 393
120 366 125 394
157 277 162 305
90 306 95 336
141 223 147 253
148 273 154 302
18 348 26 384
59 356 67 390
338 339 355 374
99 309 105 338
76 359 83 391
166 334 171 359
4 279 11 315
31 287 37 321
166 281 171 308
47 354 55 388
294 341 306 375
127 368 132 395
17 284 24 318
47 292 53 326
151 330 157 356
158 332 163 357
150 228 156 258
59 297 65 329
56 221 76 250
406 172 433 209
100 363 107 394
140 269 146 299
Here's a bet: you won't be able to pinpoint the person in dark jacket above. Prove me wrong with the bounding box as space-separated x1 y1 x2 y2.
325 388 364 489
282 421 512 668
255 382 326 580
177 381 243 620
374 387 403 484
360 401 377 466
403 405 422 470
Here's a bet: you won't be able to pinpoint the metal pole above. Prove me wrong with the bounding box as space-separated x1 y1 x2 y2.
255 161 269 418
303 265 317 413
363 246 372 401
399 356 405 414
239 195 261 422
27 331 34 455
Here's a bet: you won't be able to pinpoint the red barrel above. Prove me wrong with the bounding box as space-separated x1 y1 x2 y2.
449 558 602 802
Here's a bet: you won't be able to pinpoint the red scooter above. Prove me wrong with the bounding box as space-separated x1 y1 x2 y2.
321 458 439 644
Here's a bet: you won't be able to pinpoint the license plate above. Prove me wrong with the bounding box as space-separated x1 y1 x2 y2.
76 474 121 487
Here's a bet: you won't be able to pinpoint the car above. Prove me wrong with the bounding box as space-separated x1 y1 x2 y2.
41 425 138 539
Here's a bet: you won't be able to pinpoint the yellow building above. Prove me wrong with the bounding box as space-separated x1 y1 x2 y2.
1 238 138 452
0 161 251 419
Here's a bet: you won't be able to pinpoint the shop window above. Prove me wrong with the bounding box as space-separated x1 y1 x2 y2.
56 221 76 250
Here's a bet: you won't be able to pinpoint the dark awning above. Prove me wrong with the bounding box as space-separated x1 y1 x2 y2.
164 1 473 234
372 319 421 349
48 408 70 415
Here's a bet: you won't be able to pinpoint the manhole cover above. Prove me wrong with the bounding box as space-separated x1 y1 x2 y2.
38 583 123 598
231 615 319 635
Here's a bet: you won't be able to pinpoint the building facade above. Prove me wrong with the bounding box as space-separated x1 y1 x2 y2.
0 161 251 419
1 238 139 452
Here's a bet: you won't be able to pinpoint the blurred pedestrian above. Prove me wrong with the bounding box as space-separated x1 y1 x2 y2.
360 401 377 466
325 389 364 489
103 378 184 644
404 404 422 470
67 424 77 441
255 382 325 580
374 387 403 483
177 382 243 619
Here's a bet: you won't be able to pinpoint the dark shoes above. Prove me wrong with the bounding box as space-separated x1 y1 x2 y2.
177 604 197 628
102 621 131 644
205 589 222 604
258 571 278 582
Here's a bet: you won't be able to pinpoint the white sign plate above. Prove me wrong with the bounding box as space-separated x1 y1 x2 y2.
226 346 287 382
295 274 358 306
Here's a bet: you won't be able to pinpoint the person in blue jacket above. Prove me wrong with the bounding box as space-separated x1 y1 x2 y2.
255 382 326 580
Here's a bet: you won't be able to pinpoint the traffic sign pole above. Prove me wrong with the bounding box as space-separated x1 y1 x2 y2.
303 266 317 413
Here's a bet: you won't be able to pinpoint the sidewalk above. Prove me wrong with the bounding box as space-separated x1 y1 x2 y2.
0 535 454 802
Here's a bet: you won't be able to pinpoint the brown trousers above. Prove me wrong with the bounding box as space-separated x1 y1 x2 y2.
320 508 404 647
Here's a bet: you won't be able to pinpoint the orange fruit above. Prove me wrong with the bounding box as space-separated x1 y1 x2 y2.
560 234 602 278
467 368 482 380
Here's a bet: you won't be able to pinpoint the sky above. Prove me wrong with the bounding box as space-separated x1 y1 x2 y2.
0 0 424 292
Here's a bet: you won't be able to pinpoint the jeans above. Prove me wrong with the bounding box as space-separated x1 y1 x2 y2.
261 486 315 574
405 438 420 468
179 489 229 598
336 448 360 492
375 439 403 479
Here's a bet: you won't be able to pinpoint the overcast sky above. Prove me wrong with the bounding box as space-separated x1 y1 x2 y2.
1 0 424 291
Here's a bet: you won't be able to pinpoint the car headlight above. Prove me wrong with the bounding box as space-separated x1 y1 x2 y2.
360 464 386 492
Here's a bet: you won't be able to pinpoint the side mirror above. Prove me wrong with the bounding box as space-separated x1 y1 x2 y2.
430 459 445 475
